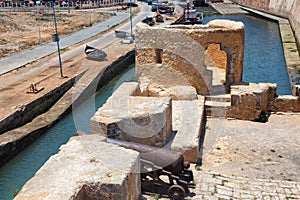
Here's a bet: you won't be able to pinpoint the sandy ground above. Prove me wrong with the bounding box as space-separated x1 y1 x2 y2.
0 6 141 123
202 114 300 182
0 9 112 58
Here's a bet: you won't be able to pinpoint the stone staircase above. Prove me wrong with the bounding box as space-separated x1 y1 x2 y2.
205 94 231 118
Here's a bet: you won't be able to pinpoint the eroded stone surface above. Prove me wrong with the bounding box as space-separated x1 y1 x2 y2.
135 20 244 94
171 95 205 162
227 83 277 120
90 82 172 147
148 84 198 100
14 134 140 200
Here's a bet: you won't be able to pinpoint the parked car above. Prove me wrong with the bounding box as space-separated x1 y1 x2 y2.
127 2 138 7
142 16 155 26
155 14 164 22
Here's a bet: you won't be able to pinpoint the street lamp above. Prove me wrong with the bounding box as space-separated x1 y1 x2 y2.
129 0 132 37
51 0 64 78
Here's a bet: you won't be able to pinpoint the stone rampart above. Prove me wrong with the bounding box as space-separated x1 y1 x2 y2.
14 135 140 200
232 0 300 49
90 82 172 147
227 83 277 120
221 84 300 121
135 20 244 94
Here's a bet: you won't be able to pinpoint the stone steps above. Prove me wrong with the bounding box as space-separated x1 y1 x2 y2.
205 94 231 117
205 94 231 102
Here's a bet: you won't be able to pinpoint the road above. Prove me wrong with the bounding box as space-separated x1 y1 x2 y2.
0 3 151 76
0 2 151 90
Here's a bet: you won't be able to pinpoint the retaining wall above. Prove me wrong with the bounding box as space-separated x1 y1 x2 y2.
0 51 135 168
232 0 300 49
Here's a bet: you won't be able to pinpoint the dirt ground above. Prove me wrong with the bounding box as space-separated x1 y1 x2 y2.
0 9 112 58
202 114 300 182
0 6 139 122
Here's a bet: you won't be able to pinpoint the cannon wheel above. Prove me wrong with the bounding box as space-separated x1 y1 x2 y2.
168 185 186 200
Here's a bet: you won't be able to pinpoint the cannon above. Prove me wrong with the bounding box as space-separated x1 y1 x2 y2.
106 138 194 199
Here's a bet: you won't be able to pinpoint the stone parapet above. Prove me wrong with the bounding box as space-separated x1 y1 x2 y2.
90 82 172 147
135 20 244 94
14 135 140 200
171 96 205 162
147 84 198 100
272 85 300 112
227 83 277 120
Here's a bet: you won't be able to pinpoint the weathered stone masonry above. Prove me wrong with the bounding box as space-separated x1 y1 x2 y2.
135 20 245 94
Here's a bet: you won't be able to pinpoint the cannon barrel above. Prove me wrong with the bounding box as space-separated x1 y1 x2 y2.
106 138 188 174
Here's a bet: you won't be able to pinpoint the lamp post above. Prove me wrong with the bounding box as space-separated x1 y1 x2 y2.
89 0 92 26
51 0 64 78
129 0 132 37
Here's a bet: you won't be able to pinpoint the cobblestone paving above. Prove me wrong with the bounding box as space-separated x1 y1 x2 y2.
190 170 300 200
143 169 300 199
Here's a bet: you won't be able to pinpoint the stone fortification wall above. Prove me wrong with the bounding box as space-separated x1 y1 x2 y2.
0 51 135 168
90 82 172 147
14 135 141 200
223 84 300 121
232 0 300 48
135 20 244 95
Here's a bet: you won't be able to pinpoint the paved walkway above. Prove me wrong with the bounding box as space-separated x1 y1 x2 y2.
207 2 248 14
192 170 300 200
0 10 129 75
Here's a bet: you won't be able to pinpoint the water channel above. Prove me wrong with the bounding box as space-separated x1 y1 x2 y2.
203 14 291 95
0 13 291 200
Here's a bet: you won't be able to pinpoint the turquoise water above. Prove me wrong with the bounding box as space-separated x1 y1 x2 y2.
0 66 135 200
0 14 292 200
203 14 291 95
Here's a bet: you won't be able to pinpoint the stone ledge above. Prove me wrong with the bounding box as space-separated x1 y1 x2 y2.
90 82 172 147
171 95 205 163
14 134 140 200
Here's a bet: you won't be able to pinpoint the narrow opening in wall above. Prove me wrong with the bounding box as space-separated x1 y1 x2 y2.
204 43 227 84
155 49 163 64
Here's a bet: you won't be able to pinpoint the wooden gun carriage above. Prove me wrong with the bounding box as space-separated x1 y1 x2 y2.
106 138 194 199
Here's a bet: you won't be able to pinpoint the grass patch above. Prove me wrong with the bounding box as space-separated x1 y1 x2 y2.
150 194 160 200
257 111 270 123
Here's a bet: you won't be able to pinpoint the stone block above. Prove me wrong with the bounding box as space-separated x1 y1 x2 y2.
14 135 140 200
228 83 276 120
171 95 205 162
148 84 198 100
292 85 300 97
91 83 172 147
135 20 244 95
273 95 300 112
